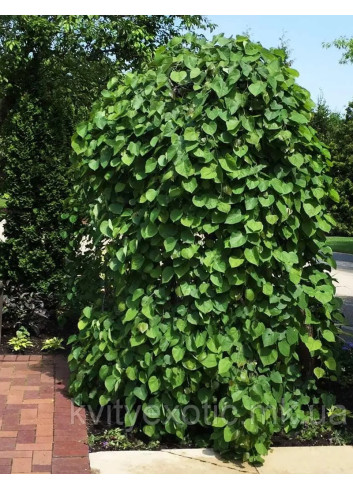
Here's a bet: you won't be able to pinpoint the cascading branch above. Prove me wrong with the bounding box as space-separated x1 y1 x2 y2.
68 33 343 463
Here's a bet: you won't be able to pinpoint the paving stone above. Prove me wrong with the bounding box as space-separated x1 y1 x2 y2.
0 437 17 450
16 443 53 451
53 441 89 457
52 456 91 474
12 457 33 473
17 430 36 444
32 464 52 472
0 458 12 466
0 431 17 438
33 450 52 465
0 450 32 458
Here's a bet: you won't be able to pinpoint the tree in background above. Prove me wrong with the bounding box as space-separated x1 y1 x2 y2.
312 94 353 236
0 15 212 296
311 93 342 145
316 35 353 236
324 36 353 64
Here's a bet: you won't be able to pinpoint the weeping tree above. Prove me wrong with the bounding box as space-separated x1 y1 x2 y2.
68 34 343 463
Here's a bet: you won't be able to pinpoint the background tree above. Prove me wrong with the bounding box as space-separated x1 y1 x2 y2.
312 94 353 236
311 93 342 145
324 36 353 64
0 15 213 296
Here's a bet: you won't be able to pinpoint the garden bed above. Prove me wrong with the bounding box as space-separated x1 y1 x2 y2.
87 415 353 454
87 345 353 453
0 329 49 355
0 318 75 356
0 329 71 356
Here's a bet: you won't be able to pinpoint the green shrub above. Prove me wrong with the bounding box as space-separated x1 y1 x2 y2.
312 98 353 237
2 279 55 335
0 94 75 295
68 34 343 463
88 428 160 451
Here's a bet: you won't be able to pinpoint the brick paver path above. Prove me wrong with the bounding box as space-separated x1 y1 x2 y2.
0 354 90 474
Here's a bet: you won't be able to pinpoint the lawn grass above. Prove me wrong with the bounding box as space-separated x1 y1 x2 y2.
327 236 353 255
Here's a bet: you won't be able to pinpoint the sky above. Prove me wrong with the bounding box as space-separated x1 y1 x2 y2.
207 16 353 113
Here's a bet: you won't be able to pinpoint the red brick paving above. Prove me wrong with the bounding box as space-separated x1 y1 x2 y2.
0 355 90 474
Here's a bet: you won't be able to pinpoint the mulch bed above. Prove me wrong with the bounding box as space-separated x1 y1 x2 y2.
0 324 73 356
0 330 48 355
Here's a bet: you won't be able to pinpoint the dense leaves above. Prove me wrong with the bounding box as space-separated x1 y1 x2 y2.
68 34 343 463
0 92 76 294
312 97 353 236
2 280 55 335
0 15 212 295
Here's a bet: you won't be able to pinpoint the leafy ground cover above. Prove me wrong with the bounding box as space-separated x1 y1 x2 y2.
86 342 353 452
327 236 353 255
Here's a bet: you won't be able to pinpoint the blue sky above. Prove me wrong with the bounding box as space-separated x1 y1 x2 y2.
207 16 353 113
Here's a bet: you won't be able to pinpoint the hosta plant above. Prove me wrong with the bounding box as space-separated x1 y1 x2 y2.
8 326 33 352
41 337 65 351
68 34 343 463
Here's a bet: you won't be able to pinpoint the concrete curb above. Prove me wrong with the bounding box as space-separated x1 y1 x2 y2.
89 446 353 474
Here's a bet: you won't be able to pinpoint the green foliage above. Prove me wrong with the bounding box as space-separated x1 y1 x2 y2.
296 420 333 442
274 32 294 67
41 337 65 351
88 427 160 451
328 103 353 237
0 193 8 209
0 15 212 296
2 279 54 335
337 344 353 387
324 36 353 65
295 419 353 445
312 96 353 236
0 94 75 293
8 326 33 352
68 34 342 464
326 236 353 255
